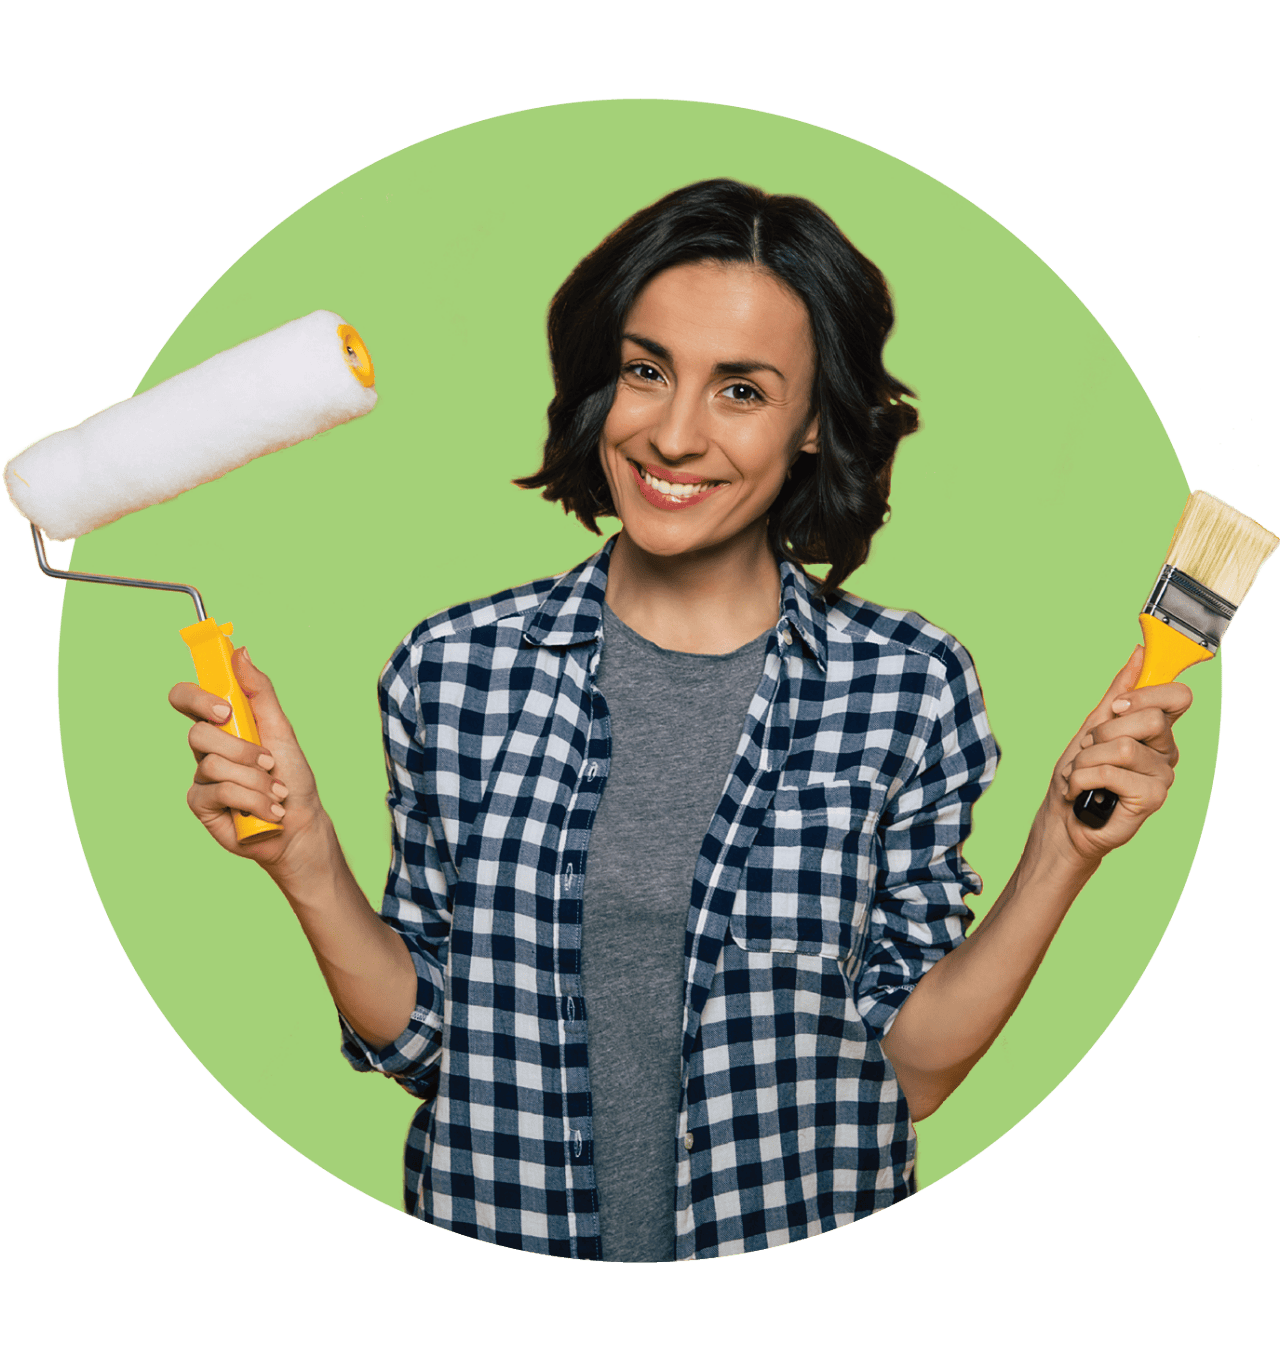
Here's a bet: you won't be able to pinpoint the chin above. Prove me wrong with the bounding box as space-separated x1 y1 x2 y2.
619 522 703 559
619 511 753 564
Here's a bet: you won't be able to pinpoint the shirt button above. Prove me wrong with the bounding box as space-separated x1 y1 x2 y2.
780 626 793 645
684 1132 694 1151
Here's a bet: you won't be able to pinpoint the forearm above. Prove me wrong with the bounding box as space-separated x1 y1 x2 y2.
268 816 418 1050
878 650 1188 1121
881 811 1096 1119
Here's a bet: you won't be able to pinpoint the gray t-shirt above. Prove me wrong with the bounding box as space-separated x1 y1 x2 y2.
582 603 770 1262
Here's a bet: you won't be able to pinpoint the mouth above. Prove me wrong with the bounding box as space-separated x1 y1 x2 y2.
628 460 726 510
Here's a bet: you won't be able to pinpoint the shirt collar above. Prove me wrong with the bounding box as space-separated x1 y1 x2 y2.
520 537 615 650
522 535 830 670
778 558 829 671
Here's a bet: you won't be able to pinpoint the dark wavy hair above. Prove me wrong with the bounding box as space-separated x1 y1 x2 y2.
514 178 918 598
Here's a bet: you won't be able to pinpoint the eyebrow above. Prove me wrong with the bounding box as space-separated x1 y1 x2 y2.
622 332 787 382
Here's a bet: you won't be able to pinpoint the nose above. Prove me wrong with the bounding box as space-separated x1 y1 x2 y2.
650 385 709 463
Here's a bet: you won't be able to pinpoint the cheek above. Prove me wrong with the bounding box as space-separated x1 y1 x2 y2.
734 427 799 488
599 403 633 482
601 408 624 451
602 387 651 451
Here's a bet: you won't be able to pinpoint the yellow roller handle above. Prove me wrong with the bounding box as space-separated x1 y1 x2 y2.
178 617 283 844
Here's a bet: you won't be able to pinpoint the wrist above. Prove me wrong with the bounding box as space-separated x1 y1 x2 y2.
265 810 351 907
1024 801 1102 893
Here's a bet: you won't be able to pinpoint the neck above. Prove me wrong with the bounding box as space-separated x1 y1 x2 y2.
604 525 782 654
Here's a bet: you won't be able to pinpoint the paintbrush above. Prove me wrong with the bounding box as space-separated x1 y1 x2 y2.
1074 490 1278 828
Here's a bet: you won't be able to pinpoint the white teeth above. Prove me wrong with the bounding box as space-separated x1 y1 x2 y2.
640 466 716 498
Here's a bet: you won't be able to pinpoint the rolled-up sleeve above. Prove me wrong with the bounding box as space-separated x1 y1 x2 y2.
854 638 1000 1038
340 636 454 1101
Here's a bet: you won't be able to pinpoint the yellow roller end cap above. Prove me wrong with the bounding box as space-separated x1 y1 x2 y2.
337 324 375 388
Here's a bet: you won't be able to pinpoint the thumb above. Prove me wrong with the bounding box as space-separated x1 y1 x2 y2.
231 646 294 743
1072 644 1145 746
1104 643 1145 703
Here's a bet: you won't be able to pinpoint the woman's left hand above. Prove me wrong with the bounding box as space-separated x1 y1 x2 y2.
888 646 1194 1121
1046 645 1193 864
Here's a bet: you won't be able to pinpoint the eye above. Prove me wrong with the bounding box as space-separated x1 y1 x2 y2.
622 361 665 384
723 381 764 404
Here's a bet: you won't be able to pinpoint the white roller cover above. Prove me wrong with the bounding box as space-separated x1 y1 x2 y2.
5 309 378 540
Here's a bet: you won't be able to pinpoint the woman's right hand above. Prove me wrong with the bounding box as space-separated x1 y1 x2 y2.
168 647 330 882
171 648 419 1047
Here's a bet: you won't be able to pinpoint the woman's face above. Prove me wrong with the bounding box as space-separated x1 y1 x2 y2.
599 260 819 562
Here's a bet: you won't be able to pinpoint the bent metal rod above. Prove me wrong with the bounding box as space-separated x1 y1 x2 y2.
31 523 207 621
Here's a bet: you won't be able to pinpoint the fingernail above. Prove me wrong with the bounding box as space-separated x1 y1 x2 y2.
1112 698 1131 713
212 703 231 721
271 782 288 798
257 753 275 771
242 648 253 667
1081 734 1094 748
270 803 285 819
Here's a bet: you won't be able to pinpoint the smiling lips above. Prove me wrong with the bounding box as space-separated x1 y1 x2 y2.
629 460 725 510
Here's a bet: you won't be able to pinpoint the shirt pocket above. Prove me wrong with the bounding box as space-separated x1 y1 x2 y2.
729 779 885 959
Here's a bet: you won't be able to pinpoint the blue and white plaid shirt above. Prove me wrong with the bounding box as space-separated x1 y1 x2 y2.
342 538 999 1259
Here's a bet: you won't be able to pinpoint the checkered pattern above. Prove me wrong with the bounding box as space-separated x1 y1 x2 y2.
341 537 999 1259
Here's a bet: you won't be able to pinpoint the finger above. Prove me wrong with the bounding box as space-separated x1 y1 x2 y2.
1064 760 1171 815
1108 681 1194 724
169 681 234 726
1087 706 1178 762
188 720 279 771
1070 736 1174 784
187 778 287 825
192 751 289 800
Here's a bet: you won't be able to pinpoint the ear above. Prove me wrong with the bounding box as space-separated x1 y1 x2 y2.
798 411 820 456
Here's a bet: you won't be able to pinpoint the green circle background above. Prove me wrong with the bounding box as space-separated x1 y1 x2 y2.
61 101 1215 1210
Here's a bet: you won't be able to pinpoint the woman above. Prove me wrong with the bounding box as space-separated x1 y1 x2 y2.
169 179 1189 1261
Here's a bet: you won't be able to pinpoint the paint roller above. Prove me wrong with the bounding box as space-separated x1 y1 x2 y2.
5 309 378 843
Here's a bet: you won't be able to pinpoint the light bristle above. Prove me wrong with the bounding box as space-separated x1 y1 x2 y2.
1164 491 1279 607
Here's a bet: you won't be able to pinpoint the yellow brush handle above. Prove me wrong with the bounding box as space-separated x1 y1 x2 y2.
178 617 283 844
1073 612 1215 828
1135 611 1215 687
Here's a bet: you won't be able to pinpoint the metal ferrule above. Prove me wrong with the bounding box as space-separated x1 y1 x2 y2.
1142 564 1234 653
30 524 207 621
